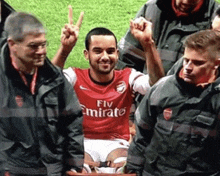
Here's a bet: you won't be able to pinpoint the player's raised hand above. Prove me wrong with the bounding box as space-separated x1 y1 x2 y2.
130 17 154 49
61 5 84 49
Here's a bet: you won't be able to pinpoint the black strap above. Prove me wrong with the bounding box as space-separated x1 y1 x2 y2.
99 161 111 167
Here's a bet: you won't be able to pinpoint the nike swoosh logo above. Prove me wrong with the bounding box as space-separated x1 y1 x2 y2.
79 85 88 90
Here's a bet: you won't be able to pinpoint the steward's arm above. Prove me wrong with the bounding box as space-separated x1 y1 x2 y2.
125 89 156 175
60 77 84 172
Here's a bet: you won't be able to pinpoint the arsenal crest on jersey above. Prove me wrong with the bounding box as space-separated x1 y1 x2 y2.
163 108 172 120
116 81 127 94
15 95 24 107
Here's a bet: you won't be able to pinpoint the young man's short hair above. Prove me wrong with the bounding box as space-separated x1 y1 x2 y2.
184 29 220 60
85 27 117 50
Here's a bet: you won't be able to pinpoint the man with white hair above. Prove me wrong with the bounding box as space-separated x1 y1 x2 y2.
0 12 84 176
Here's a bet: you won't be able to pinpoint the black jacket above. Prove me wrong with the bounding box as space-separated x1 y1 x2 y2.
117 0 219 74
0 43 84 176
126 65 220 175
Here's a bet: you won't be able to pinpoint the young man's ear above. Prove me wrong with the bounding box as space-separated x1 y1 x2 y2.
84 49 89 60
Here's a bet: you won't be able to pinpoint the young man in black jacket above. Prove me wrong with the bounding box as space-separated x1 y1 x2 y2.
126 29 220 176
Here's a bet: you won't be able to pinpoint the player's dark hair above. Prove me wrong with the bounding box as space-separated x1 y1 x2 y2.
85 27 117 50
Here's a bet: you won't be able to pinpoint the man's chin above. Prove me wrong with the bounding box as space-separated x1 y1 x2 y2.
183 78 195 84
178 6 191 14
99 66 114 74
99 69 111 75
34 61 45 67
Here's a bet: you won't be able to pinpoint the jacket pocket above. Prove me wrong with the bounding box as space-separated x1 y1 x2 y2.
44 97 59 124
190 113 216 146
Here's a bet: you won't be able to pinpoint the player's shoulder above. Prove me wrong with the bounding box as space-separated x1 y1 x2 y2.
145 0 157 5
114 67 132 75
73 67 89 75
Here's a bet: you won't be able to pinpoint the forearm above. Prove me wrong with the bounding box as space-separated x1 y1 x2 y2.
51 45 72 68
125 128 149 175
61 81 84 172
144 41 165 86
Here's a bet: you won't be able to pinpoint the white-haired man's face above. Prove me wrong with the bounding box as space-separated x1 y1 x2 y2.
8 33 47 73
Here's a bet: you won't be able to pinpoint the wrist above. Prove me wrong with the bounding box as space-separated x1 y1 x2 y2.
142 39 155 51
60 45 73 57
144 38 154 46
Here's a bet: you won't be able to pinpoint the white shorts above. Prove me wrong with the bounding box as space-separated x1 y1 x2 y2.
84 138 129 162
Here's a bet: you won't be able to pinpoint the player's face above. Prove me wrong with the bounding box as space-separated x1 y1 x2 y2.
84 35 118 76
175 0 201 13
9 33 47 70
182 47 218 85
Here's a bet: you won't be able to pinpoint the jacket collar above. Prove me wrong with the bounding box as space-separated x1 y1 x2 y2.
174 63 220 97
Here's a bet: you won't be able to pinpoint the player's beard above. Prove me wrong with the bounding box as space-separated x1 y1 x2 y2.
89 59 115 75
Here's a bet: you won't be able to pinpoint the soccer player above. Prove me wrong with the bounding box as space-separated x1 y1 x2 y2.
52 7 164 173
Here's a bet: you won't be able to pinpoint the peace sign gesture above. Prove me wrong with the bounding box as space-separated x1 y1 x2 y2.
61 5 84 49
67 5 84 28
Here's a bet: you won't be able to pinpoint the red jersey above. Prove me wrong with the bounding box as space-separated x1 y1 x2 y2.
64 67 150 141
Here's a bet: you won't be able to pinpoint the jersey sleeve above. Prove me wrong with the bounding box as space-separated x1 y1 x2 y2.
129 68 150 95
63 67 77 86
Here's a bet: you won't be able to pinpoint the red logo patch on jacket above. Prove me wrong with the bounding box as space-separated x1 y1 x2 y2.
163 108 172 120
4 171 10 176
15 95 23 107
